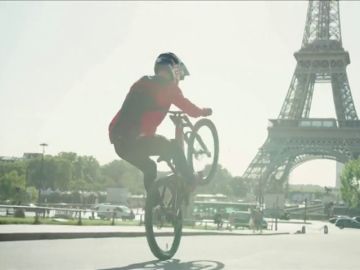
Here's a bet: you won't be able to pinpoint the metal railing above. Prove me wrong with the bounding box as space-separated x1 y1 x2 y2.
0 204 140 226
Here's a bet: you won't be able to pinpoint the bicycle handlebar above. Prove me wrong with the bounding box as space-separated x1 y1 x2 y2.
167 110 186 115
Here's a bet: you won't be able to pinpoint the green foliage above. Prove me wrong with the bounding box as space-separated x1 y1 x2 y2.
195 164 251 198
341 159 360 208
230 176 252 198
0 170 26 203
0 152 146 202
0 152 258 203
26 186 39 202
0 160 26 176
289 184 325 193
27 156 72 191
101 160 143 193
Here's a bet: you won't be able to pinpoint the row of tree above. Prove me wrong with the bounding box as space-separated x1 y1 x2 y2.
0 152 141 204
1 152 359 209
0 152 253 204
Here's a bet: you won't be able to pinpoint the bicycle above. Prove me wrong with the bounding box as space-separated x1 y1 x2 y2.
144 111 219 260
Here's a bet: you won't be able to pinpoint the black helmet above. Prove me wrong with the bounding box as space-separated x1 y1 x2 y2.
154 52 190 81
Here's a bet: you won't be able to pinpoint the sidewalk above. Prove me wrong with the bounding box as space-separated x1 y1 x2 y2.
0 224 290 241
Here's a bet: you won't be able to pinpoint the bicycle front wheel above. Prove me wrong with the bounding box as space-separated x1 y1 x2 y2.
187 118 219 185
144 177 183 260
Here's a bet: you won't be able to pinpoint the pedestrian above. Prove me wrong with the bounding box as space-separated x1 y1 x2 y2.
214 211 223 230
250 208 256 233
254 207 263 234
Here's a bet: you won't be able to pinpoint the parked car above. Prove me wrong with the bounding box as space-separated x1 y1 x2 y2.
279 211 290 220
335 218 360 229
329 215 351 224
352 216 360 223
23 203 37 212
230 210 267 229
95 204 135 220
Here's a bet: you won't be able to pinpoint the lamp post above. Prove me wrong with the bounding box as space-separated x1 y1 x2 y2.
34 143 47 224
39 143 48 204
40 143 48 155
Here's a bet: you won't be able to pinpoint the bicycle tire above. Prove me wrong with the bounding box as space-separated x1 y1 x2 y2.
187 118 219 185
144 177 183 260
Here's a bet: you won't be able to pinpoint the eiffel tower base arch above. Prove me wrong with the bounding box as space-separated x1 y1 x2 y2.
244 119 360 205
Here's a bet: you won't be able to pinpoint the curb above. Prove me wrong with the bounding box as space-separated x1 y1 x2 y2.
0 232 145 241
0 231 290 242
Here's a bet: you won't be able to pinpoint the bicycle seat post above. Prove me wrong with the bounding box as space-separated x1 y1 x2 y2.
166 160 176 174
169 112 185 152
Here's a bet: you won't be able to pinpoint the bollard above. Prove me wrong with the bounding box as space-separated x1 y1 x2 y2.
324 225 328 234
301 225 306 234
111 211 116 225
77 210 82 225
139 214 143 226
34 209 40 224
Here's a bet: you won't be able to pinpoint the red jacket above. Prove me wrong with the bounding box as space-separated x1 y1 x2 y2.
109 76 204 143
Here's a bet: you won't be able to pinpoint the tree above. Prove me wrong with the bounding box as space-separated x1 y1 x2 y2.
230 177 251 198
26 186 39 203
1 153 255 202
196 164 234 195
0 170 26 203
27 156 72 191
56 152 101 191
101 160 143 193
341 159 360 208
70 155 101 190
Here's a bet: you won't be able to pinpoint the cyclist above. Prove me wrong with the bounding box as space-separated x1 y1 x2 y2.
109 52 212 194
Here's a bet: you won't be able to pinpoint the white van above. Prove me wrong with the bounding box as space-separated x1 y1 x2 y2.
95 204 135 220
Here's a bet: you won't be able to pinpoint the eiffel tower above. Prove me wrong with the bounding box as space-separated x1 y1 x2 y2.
242 0 360 203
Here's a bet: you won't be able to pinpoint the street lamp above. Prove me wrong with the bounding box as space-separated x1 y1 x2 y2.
40 143 48 156
35 143 48 223
39 143 48 203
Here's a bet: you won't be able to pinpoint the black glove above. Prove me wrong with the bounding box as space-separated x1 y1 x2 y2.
202 108 212 117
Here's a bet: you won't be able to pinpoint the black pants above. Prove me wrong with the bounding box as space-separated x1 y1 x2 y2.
114 135 194 192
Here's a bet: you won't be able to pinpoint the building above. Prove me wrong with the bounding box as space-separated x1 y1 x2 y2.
23 153 42 159
0 156 20 162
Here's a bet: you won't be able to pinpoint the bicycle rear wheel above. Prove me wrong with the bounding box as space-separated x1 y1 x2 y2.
187 118 219 185
144 177 183 260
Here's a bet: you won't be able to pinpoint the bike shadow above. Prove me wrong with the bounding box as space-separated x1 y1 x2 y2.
100 259 225 270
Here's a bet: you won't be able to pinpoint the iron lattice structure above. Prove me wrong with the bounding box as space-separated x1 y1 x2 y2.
242 0 360 202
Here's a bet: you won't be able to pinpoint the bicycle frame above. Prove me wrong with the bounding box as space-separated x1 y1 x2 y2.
168 111 193 151
168 111 211 159
145 111 219 260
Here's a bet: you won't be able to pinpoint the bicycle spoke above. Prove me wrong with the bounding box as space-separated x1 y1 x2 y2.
145 179 183 260
192 124 215 172
187 118 219 184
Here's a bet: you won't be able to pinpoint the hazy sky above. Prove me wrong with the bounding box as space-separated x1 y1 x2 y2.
1 1 359 187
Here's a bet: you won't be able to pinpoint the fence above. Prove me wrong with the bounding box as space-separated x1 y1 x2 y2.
0 204 139 226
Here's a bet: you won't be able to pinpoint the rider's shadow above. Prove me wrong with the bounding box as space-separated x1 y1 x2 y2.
99 259 225 270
